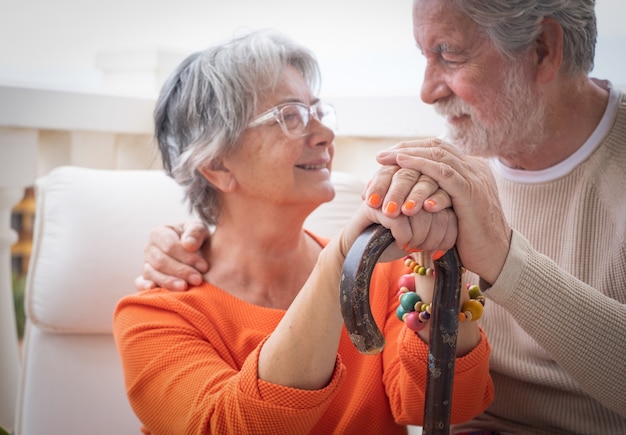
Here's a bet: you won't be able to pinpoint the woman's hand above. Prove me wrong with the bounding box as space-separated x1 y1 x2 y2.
360 163 457 259
364 167 453 216
135 221 210 291
336 196 458 270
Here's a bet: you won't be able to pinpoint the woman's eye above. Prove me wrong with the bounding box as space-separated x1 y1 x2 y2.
283 112 299 122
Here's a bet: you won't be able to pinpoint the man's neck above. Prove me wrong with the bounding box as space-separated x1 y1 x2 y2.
498 77 609 171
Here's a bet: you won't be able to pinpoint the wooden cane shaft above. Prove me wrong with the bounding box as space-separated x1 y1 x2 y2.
422 247 462 435
339 224 462 434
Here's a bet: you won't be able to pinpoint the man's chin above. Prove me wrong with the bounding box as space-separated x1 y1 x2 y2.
443 130 493 158
442 130 470 153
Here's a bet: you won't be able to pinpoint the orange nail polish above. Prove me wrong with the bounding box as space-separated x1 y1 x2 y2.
403 200 416 211
367 193 381 207
384 201 398 214
405 247 423 254
425 198 437 208
432 250 446 260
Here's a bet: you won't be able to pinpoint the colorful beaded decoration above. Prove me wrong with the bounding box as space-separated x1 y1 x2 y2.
396 256 486 332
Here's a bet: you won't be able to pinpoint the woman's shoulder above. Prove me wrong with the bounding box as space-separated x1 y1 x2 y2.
114 282 227 319
114 282 284 329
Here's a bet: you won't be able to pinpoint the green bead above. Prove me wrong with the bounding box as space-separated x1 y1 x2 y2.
468 285 481 299
396 304 408 321
400 291 421 312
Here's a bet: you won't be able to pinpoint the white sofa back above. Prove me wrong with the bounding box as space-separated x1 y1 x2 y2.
15 166 364 434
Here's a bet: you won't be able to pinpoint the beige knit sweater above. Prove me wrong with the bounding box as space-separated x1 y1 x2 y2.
454 86 626 434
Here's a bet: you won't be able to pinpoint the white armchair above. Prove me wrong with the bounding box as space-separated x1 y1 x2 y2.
14 166 365 434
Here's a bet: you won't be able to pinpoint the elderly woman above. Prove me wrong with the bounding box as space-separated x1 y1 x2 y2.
113 30 493 434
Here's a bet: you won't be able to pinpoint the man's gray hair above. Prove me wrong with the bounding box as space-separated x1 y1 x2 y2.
454 0 597 75
153 29 321 225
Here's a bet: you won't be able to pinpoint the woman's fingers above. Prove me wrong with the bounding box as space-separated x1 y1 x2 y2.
366 167 449 216
361 206 458 262
412 208 457 252
423 187 453 213
401 175 446 215
363 164 398 207
382 168 423 216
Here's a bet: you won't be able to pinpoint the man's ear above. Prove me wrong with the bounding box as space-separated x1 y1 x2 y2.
198 160 237 193
533 17 564 83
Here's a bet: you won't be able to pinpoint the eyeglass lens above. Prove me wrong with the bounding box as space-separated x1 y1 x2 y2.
280 105 308 135
279 103 336 136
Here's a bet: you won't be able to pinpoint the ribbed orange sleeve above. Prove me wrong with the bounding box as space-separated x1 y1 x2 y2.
113 246 492 434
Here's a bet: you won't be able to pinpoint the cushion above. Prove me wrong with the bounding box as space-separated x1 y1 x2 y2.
25 166 365 334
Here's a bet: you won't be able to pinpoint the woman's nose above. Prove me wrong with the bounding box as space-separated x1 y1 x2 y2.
307 117 335 146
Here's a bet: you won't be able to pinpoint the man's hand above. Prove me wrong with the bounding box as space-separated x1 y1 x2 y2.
374 139 512 284
135 221 210 291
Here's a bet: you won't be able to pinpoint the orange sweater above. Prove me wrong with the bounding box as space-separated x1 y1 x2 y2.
114 251 493 434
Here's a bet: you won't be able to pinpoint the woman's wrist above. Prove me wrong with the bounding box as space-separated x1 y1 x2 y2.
396 255 485 357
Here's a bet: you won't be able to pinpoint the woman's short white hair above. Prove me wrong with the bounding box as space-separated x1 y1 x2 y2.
153 29 321 225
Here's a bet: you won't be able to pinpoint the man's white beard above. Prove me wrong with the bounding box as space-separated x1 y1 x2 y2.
434 64 546 160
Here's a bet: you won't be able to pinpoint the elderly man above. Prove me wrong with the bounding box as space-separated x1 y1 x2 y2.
371 0 625 433
138 0 625 433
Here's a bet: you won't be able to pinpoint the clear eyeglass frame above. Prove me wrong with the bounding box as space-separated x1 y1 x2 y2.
247 101 337 138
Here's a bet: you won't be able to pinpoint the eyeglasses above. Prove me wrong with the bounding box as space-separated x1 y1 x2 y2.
247 101 337 138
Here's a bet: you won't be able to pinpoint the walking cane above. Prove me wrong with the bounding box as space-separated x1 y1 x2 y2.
340 224 462 435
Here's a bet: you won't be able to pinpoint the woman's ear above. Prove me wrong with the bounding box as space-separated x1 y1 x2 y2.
198 160 237 192
533 17 564 83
